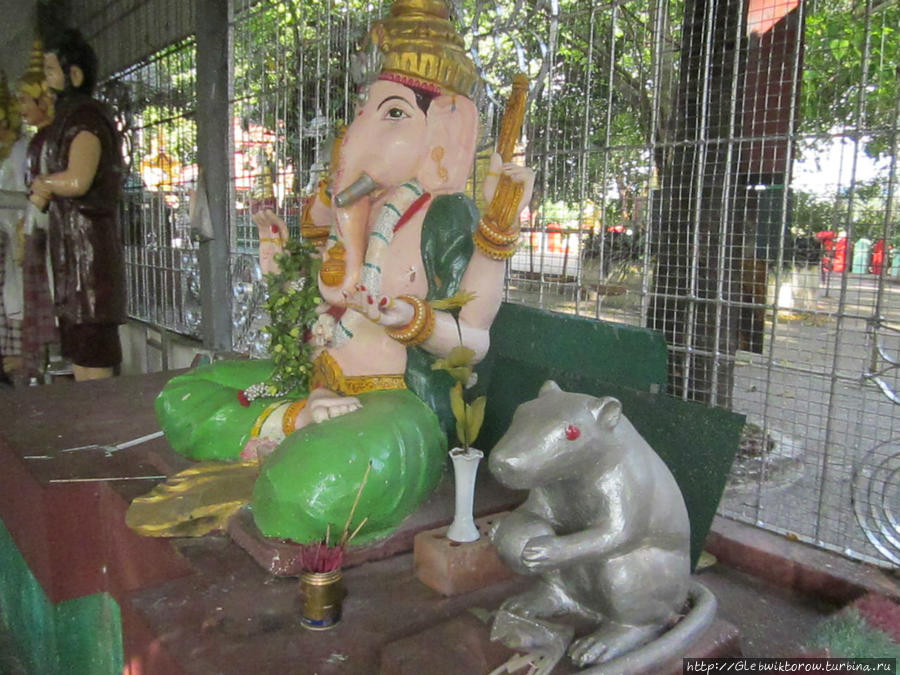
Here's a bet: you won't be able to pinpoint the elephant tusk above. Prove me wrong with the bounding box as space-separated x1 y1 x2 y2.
333 173 381 208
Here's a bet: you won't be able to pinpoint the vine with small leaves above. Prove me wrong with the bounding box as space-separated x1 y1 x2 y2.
238 238 321 405
264 238 322 395
430 290 486 451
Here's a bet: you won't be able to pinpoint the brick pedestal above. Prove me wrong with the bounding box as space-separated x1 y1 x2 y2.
413 513 517 596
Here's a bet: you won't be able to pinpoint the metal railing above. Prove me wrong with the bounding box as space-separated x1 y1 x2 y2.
97 0 898 568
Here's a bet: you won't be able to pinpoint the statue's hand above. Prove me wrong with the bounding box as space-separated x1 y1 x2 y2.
253 209 288 276
343 286 415 329
30 176 52 211
482 152 535 215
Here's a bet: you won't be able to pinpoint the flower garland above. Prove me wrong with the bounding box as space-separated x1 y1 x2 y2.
238 238 321 405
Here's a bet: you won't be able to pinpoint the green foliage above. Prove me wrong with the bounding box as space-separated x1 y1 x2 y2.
801 0 900 158
792 176 895 241
430 291 486 450
463 0 679 210
450 380 486 449
807 608 900 661
262 239 322 396
792 190 842 236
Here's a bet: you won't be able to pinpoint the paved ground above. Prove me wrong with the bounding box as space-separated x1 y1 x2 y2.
698 562 837 657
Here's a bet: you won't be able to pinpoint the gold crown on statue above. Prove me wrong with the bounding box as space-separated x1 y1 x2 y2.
355 0 480 99
19 39 46 99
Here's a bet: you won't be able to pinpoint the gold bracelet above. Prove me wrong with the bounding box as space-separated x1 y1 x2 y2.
259 237 284 245
385 295 435 346
477 215 521 246
474 229 519 260
282 399 309 436
250 401 289 438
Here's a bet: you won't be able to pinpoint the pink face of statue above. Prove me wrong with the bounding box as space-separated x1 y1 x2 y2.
16 89 51 128
335 79 429 196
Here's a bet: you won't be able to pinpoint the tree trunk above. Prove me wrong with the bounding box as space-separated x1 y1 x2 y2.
650 0 748 407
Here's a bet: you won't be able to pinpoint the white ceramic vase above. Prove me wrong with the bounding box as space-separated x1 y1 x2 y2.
446 447 484 542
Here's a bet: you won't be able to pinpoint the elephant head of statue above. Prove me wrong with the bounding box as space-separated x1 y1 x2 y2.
320 0 481 300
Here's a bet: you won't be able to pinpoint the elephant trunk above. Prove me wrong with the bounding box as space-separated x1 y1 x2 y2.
328 168 385 297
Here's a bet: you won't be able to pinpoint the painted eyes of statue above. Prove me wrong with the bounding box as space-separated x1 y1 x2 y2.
565 425 581 441
384 106 411 121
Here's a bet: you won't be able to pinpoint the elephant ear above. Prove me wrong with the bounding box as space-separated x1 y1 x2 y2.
419 93 478 194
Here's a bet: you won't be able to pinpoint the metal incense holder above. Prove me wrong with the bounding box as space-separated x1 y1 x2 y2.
299 569 344 630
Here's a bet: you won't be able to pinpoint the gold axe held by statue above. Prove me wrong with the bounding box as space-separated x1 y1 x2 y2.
474 73 530 260
497 73 529 163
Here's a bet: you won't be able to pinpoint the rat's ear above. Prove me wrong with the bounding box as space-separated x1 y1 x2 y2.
591 397 622 430
538 380 561 397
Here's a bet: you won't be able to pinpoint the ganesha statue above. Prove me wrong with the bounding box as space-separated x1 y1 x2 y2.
141 0 533 545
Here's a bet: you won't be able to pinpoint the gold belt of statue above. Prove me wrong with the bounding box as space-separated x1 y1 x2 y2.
311 351 406 396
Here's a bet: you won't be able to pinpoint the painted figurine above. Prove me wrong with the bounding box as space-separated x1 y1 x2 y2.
30 28 125 382
149 0 534 545
489 382 699 668
17 39 58 381
0 71 28 383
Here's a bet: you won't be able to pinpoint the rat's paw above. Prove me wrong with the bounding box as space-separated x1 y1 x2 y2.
567 634 609 667
521 534 564 570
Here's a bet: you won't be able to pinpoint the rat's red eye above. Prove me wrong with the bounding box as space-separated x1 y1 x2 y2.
565 424 581 441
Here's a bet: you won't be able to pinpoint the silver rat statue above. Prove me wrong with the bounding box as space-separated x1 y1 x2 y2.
489 381 714 670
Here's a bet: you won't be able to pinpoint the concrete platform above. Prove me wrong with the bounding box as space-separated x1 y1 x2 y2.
1 372 895 673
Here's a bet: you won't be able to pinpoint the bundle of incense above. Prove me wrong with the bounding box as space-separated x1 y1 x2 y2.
297 461 373 573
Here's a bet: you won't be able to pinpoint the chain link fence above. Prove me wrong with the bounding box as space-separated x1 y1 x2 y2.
91 0 898 568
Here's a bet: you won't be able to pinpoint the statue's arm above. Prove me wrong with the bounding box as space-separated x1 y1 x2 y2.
32 130 101 200
253 209 289 276
436 155 534 361
521 484 637 570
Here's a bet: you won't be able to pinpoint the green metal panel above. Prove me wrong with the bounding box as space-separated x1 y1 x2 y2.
0 520 59 674
56 594 123 675
0 520 123 675
480 304 743 570
487 303 669 394
482 358 743 570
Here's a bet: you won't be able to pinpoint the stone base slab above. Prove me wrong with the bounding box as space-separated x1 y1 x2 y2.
379 609 741 674
227 473 526 577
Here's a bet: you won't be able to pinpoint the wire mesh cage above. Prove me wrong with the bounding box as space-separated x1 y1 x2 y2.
100 39 201 338
85 0 898 568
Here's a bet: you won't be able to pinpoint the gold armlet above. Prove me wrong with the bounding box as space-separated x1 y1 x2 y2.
474 228 519 260
301 189 331 246
316 179 332 208
477 215 520 246
319 241 347 287
251 401 289 439
385 295 435 347
282 399 309 436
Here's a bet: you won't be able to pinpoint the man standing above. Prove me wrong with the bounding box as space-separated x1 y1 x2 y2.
30 28 125 381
